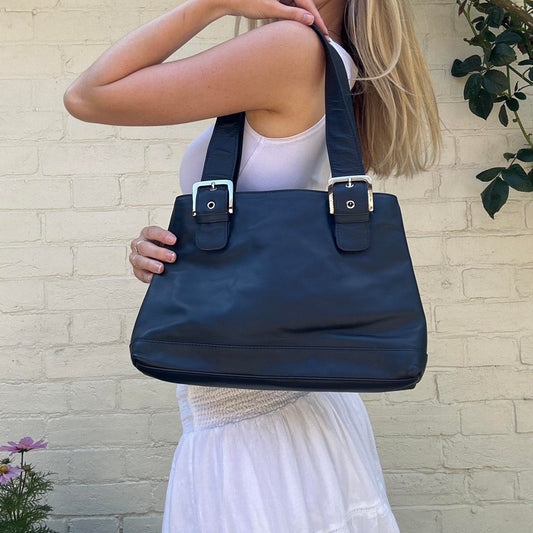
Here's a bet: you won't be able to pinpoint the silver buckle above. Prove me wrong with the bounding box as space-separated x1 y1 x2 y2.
327 175 373 214
192 179 234 216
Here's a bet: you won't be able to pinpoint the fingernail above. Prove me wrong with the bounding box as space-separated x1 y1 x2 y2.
167 252 176 261
303 14 313 24
167 235 177 243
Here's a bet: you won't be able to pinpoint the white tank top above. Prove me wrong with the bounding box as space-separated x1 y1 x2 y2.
179 40 358 194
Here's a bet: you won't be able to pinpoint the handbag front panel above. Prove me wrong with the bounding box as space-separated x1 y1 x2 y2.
130 189 427 386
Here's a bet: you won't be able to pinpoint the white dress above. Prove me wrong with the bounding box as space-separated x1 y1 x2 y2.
161 40 401 533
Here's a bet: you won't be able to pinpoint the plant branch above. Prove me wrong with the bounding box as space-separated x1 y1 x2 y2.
490 0 533 29
506 65 533 148
508 63 533 83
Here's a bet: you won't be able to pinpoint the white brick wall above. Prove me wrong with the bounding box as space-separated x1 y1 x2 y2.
1 1 531 531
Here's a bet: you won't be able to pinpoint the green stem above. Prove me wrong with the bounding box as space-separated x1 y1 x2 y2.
461 1 480 37
506 64 533 148
508 63 533 84
15 451 26 520
512 110 533 146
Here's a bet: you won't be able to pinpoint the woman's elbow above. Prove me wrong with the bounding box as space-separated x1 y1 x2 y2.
63 84 96 122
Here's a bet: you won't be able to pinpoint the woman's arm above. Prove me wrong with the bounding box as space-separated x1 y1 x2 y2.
63 0 223 124
65 0 223 96
63 0 328 127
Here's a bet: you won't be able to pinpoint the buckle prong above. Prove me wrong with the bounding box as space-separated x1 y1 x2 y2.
328 175 373 214
192 179 234 216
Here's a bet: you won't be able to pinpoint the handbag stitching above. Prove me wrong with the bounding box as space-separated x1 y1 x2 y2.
133 361 421 383
132 339 422 352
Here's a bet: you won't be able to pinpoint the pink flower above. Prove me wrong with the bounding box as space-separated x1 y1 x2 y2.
0 437 48 456
0 464 24 485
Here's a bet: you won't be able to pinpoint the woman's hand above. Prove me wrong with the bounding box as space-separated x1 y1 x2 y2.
130 226 178 284
217 0 330 40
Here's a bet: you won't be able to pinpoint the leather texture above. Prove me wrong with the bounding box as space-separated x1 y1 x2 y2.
129 23 428 392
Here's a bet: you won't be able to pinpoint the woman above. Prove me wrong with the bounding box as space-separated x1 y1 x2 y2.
64 0 441 531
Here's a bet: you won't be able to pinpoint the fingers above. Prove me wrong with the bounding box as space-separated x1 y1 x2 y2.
133 268 154 284
129 225 178 283
129 226 176 256
130 247 168 273
139 225 177 246
135 238 177 264
276 0 330 40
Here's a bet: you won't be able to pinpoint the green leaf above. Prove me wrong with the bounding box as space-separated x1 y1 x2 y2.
506 97 519 111
495 31 523 45
481 177 509 219
469 89 494 119
482 69 508 94
517 148 533 162
503 152 516 161
515 92 526 100
501 164 533 191
476 167 504 181
489 43 516 66
487 6 505 28
485 30 496 43
464 73 483 99
475 3 491 15
498 104 509 126
517 59 533 66
452 55 483 77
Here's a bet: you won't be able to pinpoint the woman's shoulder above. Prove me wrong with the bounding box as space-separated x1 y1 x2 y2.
240 20 327 84
244 19 326 50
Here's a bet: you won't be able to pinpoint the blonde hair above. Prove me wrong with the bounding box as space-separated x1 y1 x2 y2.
234 0 442 179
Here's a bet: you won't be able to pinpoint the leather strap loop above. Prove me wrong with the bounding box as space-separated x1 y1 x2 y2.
195 185 230 250
332 180 370 251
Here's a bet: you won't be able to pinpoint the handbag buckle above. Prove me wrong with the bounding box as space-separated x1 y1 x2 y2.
192 179 234 216
327 175 373 214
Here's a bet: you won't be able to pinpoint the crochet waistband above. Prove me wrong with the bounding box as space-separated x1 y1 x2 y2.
177 384 311 432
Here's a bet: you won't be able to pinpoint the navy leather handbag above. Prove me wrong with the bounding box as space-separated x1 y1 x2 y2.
129 23 428 392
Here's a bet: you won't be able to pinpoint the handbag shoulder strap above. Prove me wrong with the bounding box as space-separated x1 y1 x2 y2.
200 22 366 188
193 23 371 254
